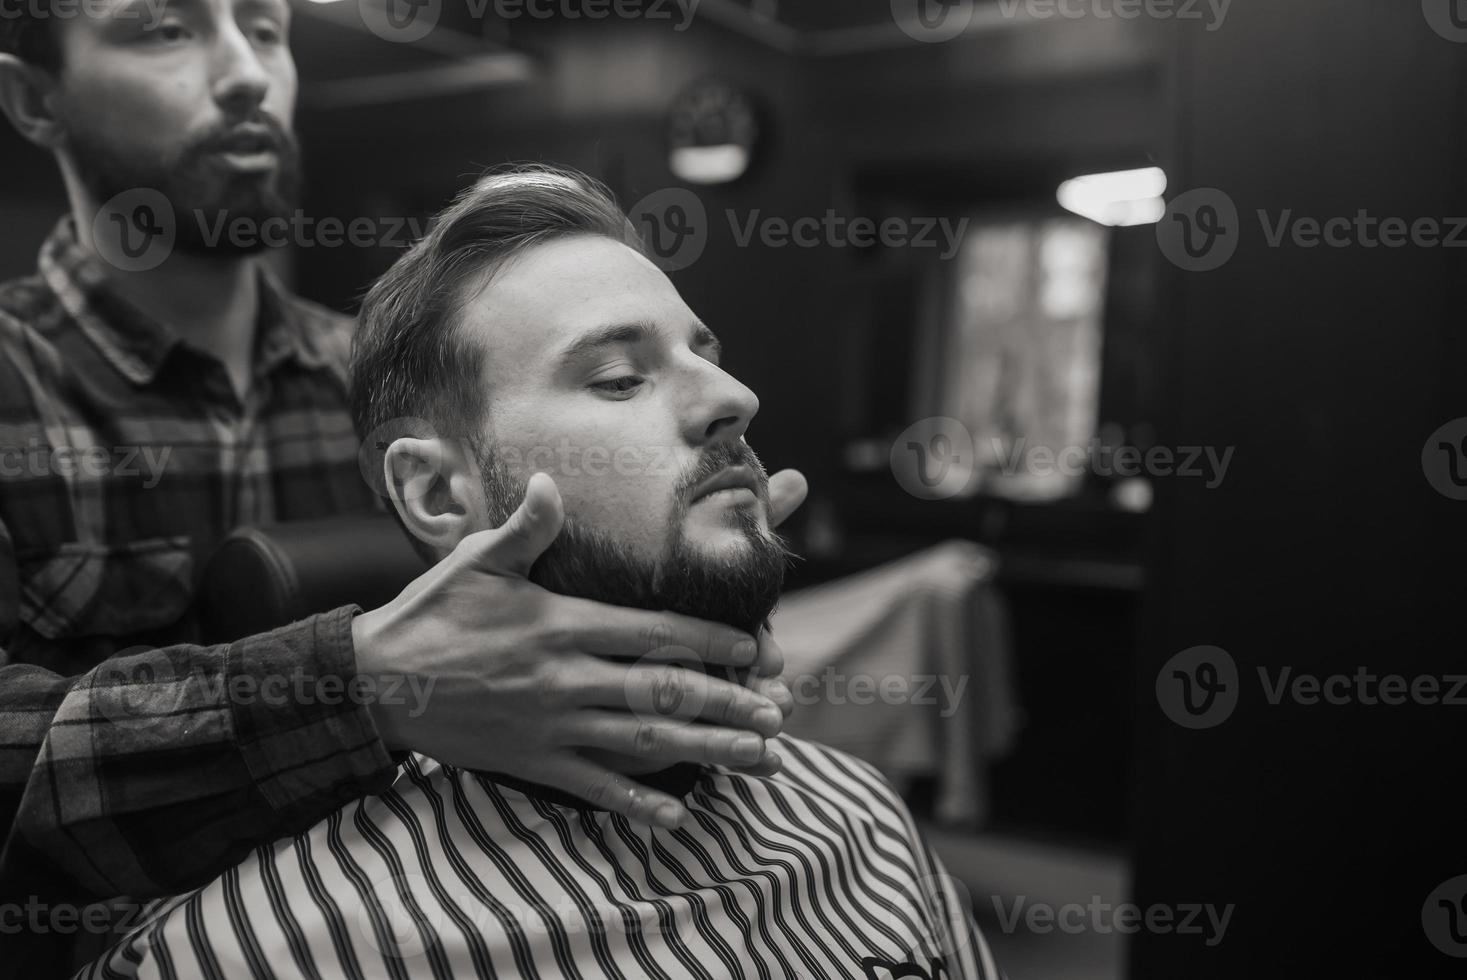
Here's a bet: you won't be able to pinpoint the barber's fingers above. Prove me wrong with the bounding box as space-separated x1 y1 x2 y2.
564 712 776 769
571 658 783 737
752 629 785 678
563 601 759 670
462 472 564 577
751 673 795 721
733 749 784 778
537 754 688 830
766 468 808 528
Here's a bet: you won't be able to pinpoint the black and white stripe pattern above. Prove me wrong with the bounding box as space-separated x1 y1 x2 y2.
80 736 999 980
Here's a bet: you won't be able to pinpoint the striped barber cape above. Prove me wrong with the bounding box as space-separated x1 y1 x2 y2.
80 735 999 980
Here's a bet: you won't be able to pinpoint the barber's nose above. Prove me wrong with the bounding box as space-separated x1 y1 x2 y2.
212 28 271 114
688 366 760 447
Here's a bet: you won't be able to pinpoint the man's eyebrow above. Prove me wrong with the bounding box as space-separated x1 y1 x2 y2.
692 321 723 359
558 322 655 364
558 321 722 363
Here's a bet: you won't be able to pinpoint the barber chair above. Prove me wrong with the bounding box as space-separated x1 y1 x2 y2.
198 515 429 643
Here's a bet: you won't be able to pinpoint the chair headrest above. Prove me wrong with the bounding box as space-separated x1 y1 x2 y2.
199 515 430 643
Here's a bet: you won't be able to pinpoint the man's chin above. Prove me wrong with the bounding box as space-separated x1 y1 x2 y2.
681 527 764 559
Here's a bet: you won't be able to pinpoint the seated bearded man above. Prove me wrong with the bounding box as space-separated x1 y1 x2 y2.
82 166 999 980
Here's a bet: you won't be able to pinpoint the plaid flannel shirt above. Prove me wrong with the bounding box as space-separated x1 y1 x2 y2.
0 219 398 967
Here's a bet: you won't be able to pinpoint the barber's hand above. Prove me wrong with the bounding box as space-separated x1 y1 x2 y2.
766 467 808 529
352 470 804 830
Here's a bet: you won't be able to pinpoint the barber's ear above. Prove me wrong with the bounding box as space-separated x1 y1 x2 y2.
382 436 482 555
0 55 64 150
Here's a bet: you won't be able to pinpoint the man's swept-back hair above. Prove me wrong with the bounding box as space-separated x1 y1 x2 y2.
350 163 645 472
0 0 61 71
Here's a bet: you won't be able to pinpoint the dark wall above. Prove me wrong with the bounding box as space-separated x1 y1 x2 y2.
1133 4 1465 977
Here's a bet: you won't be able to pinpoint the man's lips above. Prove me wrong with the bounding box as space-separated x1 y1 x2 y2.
690 465 761 504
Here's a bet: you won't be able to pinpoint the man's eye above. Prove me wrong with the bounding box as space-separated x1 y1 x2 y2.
591 376 643 397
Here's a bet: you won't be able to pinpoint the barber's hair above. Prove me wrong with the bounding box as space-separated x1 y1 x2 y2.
0 0 61 72
350 163 646 505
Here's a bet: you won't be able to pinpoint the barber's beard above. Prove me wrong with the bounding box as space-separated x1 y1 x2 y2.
68 112 302 257
477 442 790 639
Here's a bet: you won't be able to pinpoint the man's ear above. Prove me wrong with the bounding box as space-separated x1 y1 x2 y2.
382 436 483 556
0 54 64 150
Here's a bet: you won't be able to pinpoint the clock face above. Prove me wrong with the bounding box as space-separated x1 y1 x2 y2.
667 81 760 185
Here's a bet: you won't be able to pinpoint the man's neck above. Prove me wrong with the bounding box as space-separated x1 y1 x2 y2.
69 199 261 402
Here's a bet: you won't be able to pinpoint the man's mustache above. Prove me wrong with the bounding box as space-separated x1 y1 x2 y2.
675 442 770 509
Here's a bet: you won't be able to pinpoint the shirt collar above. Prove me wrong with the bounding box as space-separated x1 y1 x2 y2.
38 216 334 386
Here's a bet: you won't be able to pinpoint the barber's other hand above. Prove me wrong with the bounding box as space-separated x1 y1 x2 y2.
352 472 789 830
766 467 808 529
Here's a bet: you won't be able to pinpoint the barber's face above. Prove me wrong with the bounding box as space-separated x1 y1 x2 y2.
466 234 774 566
51 0 299 251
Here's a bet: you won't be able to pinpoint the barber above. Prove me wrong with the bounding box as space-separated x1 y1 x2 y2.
0 0 802 935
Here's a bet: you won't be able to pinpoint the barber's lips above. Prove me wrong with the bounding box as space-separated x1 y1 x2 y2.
209 131 281 172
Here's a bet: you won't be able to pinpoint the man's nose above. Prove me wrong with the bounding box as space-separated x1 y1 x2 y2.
685 363 760 447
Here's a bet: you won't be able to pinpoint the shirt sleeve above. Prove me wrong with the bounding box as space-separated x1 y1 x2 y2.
0 512 397 901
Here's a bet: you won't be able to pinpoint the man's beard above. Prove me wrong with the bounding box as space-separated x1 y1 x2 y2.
477 441 790 639
68 111 302 257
